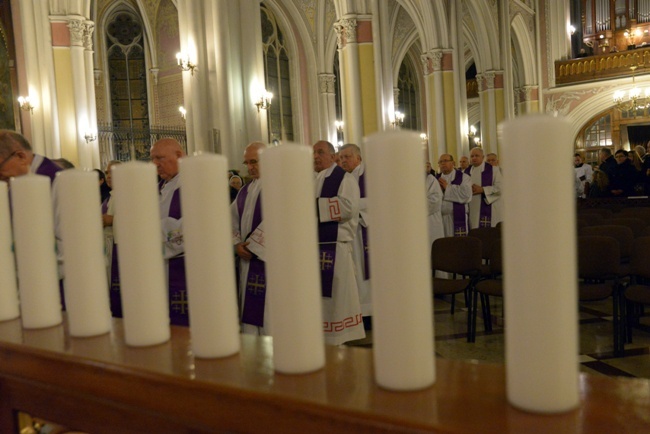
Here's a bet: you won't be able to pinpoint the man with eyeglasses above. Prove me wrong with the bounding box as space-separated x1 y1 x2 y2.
0 130 62 184
150 138 189 326
436 153 472 237
313 140 365 345
231 141 269 335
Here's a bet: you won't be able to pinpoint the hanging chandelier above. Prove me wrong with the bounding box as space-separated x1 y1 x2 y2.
613 66 650 112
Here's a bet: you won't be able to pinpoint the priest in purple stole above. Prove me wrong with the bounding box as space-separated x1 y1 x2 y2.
338 143 372 325
102 160 122 317
436 153 472 237
151 138 188 326
465 147 502 229
313 141 365 345
231 142 269 335
0 130 65 305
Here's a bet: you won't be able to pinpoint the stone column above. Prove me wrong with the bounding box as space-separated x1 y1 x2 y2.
318 73 337 144
83 21 100 168
68 18 92 169
477 71 505 155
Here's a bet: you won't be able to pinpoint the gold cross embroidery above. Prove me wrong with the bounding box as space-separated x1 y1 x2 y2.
171 290 189 314
247 275 266 296
320 251 334 271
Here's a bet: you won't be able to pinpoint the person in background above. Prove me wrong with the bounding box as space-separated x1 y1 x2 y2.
486 153 500 167
95 168 111 204
53 158 75 169
102 160 122 317
458 156 470 171
574 153 593 198
229 174 244 203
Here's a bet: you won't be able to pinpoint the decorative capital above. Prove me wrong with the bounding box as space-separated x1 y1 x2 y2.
484 71 496 89
476 74 484 92
334 18 357 49
393 88 400 106
68 19 85 46
318 74 336 94
150 68 160 85
83 22 95 50
420 49 443 75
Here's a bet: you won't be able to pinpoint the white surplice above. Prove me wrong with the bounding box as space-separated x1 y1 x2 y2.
230 179 269 336
467 162 503 229
426 173 445 250
350 163 371 316
315 163 365 345
438 169 472 237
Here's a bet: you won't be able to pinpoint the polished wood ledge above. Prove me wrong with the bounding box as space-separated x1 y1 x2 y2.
0 318 649 434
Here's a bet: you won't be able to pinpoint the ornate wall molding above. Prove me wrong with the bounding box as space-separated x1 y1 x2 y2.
420 49 443 75
83 22 95 51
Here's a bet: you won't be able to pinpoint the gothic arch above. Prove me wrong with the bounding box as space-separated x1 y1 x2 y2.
464 0 500 72
511 13 537 87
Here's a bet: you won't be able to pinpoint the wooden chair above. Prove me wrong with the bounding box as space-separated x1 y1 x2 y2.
431 236 482 342
578 208 613 219
623 236 650 345
607 217 647 238
578 235 624 354
468 227 500 279
579 225 634 276
473 241 503 341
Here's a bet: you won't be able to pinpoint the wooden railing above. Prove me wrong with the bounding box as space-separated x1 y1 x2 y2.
555 46 650 85
1 317 650 433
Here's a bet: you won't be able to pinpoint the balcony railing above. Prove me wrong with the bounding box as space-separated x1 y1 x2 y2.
555 46 650 85
97 123 187 169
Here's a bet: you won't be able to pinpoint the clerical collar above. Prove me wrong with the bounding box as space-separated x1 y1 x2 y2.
575 163 583 168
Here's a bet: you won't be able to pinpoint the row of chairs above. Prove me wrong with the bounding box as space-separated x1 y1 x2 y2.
431 225 650 352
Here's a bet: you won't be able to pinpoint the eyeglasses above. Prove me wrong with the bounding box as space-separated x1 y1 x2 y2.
0 151 17 172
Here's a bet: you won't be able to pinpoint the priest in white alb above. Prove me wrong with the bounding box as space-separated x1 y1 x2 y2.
465 147 502 228
313 140 365 345
436 154 472 237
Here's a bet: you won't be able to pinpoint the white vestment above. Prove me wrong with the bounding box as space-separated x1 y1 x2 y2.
315 163 365 345
467 162 503 229
350 163 371 316
426 173 445 250
159 174 184 259
230 179 269 336
439 170 472 237
574 164 593 198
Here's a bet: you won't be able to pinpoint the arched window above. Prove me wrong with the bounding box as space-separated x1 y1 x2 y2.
397 57 420 131
579 112 612 164
105 10 149 160
261 5 294 142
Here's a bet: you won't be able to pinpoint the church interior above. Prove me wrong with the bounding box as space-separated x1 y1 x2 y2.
2 0 650 432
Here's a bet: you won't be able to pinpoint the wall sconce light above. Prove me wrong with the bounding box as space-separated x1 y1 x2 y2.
255 90 273 112
84 130 97 143
468 125 477 138
569 25 576 36
179 106 187 119
473 137 482 147
176 52 196 75
17 96 34 114
391 111 405 128
335 120 344 132
420 133 428 142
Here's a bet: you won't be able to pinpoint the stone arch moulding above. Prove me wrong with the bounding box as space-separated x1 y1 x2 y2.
464 0 500 71
510 13 537 87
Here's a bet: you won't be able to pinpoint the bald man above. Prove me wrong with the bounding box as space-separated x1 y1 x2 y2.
231 141 269 335
436 153 472 237
465 147 502 228
150 138 188 326
313 140 365 345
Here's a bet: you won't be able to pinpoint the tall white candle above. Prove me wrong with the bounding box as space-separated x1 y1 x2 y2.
501 114 579 413
11 175 62 329
260 143 325 374
0 181 19 322
57 170 112 337
112 162 170 347
364 131 435 391
179 154 240 358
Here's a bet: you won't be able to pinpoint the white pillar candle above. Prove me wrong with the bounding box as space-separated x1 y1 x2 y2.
179 154 240 358
0 181 19 322
57 170 112 337
11 175 62 329
112 162 170 347
501 114 579 413
260 143 325 374
364 131 435 391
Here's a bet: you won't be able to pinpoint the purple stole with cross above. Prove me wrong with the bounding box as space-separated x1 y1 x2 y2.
465 163 494 228
358 173 370 280
318 165 346 297
438 170 468 237
236 183 266 327
166 186 189 326
101 196 122 318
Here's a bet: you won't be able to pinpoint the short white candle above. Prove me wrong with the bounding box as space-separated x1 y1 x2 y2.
501 114 579 413
0 181 19 322
57 170 112 337
260 143 325 374
179 154 240 358
112 162 170 347
364 131 435 391
11 175 62 329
